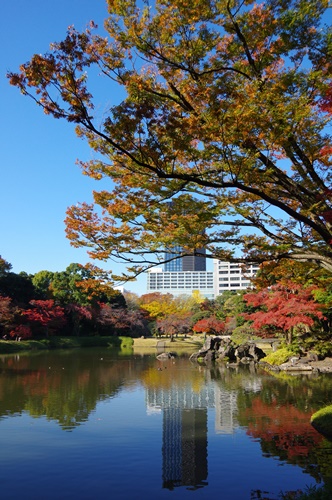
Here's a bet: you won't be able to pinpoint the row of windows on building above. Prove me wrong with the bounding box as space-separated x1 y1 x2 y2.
146 260 260 298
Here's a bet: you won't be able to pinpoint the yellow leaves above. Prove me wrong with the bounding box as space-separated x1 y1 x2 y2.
139 291 195 319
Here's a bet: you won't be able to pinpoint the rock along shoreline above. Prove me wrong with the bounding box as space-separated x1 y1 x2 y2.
188 336 332 374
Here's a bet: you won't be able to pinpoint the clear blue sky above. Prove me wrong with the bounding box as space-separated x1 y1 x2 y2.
1 0 147 294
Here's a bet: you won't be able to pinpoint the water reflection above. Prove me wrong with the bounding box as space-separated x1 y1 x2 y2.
147 384 209 489
1 348 332 496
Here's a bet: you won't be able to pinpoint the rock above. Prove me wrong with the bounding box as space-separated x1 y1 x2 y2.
279 362 313 371
217 344 236 362
248 343 266 362
156 352 176 360
234 343 251 360
259 361 280 372
240 357 252 364
205 350 216 362
300 353 319 364
315 365 332 373
190 337 267 366
202 337 215 351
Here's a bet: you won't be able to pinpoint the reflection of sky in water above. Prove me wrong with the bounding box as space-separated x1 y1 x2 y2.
0 351 327 499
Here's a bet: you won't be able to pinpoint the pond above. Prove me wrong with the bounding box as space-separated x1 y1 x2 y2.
1 346 332 499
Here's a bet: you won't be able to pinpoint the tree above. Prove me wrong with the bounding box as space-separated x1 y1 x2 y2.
243 283 324 344
0 257 12 276
156 312 191 337
32 270 55 299
23 300 66 336
320 82 332 115
0 271 36 306
49 263 123 307
8 1 332 280
192 316 226 336
97 304 149 336
139 293 180 319
139 291 196 320
64 303 93 336
0 295 16 337
9 325 32 341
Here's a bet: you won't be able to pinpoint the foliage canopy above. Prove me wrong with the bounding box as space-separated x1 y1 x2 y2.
8 0 332 280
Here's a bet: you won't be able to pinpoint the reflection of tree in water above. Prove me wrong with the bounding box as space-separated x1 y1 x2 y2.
245 399 322 469
205 363 332 484
0 351 152 430
2 349 332 490
235 372 332 483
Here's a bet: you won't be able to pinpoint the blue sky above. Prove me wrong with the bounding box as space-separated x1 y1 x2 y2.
1 0 148 294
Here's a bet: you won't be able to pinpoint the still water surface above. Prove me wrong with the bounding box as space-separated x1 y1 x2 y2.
1 346 332 499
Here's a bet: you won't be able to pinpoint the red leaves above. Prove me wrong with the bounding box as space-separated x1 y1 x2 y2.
319 83 332 115
193 316 226 335
8 25 97 123
245 398 323 461
244 283 324 334
9 325 32 340
23 300 66 334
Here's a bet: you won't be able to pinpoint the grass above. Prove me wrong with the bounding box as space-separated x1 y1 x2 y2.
310 405 332 440
133 336 203 349
0 335 202 355
0 336 132 354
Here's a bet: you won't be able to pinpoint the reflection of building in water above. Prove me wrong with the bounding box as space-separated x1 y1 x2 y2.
214 386 239 434
146 381 242 489
147 385 214 490
162 407 208 490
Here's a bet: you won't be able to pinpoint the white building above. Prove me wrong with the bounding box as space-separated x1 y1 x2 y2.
146 261 259 299
213 260 259 296
147 268 214 299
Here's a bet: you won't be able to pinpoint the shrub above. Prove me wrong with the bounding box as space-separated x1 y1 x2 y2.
263 347 294 366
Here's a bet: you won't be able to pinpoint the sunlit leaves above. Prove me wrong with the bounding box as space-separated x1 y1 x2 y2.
8 0 332 277
244 282 324 342
0 257 12 276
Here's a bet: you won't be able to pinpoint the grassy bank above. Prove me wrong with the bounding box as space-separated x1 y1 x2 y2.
0 335 272 355
0 335 200 355
133 336 203 349
311 405 332 440
0 336 134 354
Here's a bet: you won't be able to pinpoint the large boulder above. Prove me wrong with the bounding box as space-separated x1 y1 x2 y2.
217 342 237 362
190 337 266 365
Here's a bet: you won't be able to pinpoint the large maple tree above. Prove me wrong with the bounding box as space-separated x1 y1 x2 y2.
244 282 324 343
8 0 332 279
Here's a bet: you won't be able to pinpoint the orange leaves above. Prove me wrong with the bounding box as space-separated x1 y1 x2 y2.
7 0 332 277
